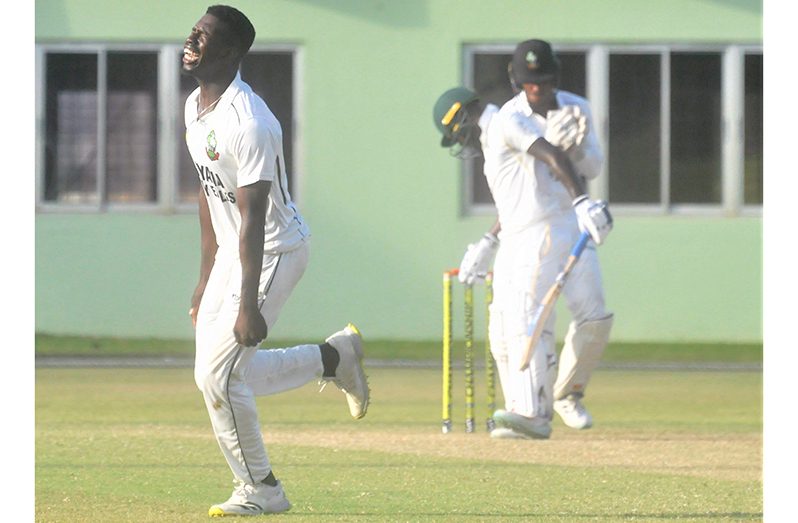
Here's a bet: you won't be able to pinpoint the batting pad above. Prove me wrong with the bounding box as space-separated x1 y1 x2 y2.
554 314 613 400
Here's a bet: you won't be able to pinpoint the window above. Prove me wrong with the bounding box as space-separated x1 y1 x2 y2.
106 52 159 203
36 45 299 212
609 53 661 204
41 49 159 207
43 52 99 204
465 44 763 216
744 53 763 205
670 52 722 205
467 51 515 208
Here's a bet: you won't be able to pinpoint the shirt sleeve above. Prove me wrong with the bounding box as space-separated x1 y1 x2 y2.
230 117 280 187
503 111 543 154
567 99 604 180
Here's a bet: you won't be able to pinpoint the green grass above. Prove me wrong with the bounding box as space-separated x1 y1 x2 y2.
34 333 762 364
36 364 762 522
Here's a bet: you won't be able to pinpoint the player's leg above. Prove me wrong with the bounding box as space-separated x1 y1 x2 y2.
555 243 614 429
487 306 511 411
491 311 556 440
489 276 553 440
243 242 369 418
194 254 290 516
487 244 513 412
491 223 566 439
244 242 321 394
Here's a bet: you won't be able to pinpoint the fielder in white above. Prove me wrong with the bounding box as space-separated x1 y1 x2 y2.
182 6 369 516
433 39 613 439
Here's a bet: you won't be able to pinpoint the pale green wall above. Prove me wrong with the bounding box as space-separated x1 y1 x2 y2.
35 0 763 343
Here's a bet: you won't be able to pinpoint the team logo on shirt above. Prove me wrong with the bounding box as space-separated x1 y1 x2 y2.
205 130 220 161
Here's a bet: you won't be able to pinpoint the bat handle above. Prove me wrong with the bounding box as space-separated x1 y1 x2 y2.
572 231 591 257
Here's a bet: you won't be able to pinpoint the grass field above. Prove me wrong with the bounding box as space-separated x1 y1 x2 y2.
36 345 763 522
34 334 763 364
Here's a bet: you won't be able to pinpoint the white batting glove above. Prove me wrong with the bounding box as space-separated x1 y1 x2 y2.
458 233 499 285
573 196 613 245
545 106 588 152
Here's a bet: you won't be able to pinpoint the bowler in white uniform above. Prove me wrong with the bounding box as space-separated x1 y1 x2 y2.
182 5 369 517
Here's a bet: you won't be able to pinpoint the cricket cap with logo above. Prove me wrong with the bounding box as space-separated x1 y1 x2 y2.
510 39 560 85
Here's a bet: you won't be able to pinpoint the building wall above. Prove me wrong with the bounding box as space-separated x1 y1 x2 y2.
34 0 763 343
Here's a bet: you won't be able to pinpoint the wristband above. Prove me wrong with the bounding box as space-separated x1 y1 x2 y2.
572 194 589 207
483 232 499 247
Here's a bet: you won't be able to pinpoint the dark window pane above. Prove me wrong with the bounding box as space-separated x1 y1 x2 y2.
106 52 158 203
670 52 722 204
473 52 514 108
468 156 492 206
557 52 586 97
241 52 295 195
609 54 661 203
744 53 763 205
178 72 200 203
471 52 514 207
44 53 98 203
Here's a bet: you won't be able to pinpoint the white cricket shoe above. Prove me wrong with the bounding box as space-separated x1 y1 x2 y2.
320 323 370 419
490 427 529 440
208 480 290 517
492 409 551 439
554 394 593 430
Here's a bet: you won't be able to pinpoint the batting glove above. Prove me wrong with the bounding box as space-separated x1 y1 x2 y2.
545 106 588 152
458 233 499 285
573 196 613 245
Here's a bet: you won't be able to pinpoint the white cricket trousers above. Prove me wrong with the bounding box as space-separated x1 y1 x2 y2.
194 240 323 486
489 213 608 419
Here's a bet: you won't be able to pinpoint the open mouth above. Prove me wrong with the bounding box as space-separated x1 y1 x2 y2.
183 46 200 66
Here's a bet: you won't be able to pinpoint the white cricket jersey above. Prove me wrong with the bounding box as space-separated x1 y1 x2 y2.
479 90 595 235
185 72 310 254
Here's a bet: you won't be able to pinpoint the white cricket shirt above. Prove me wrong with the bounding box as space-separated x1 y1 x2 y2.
479 90 596 235
185 72 310 254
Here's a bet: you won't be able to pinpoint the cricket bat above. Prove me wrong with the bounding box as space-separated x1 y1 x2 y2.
519 231 591 371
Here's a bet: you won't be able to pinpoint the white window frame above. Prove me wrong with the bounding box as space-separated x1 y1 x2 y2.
461 43 763 217
35 43 303 214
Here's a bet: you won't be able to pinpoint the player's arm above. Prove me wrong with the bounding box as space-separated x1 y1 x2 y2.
528 138 613 244
190 188 218 327
234 180 271 347
527 138 587 199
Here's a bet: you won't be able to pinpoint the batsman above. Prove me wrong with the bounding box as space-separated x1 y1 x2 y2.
433 39 614 439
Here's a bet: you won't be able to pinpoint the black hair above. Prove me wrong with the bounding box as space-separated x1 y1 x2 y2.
206 5 256 57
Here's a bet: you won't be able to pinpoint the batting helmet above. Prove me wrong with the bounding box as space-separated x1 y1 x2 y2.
433 87 478 147
510 39 560 86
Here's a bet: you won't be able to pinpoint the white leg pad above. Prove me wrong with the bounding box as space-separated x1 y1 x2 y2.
488 306 512 411
554 314 613 400
507 331 556 420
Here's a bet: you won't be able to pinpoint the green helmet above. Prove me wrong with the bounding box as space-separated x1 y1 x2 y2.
433 87 478 147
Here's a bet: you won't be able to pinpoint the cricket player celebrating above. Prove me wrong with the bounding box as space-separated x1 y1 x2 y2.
433 39 614 439
182 5 369 516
